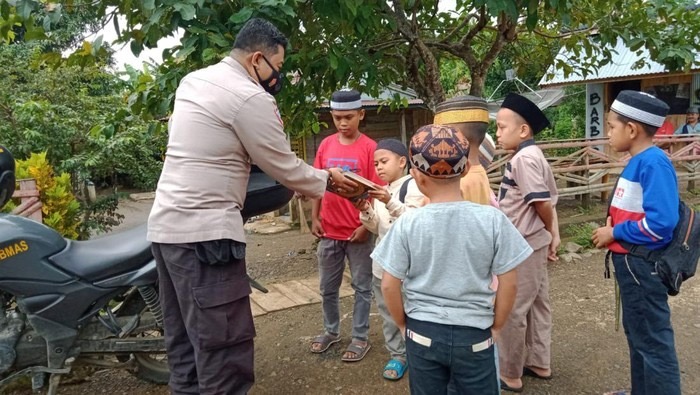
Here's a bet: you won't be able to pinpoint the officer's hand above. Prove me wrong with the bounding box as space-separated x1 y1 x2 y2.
327 168 358 193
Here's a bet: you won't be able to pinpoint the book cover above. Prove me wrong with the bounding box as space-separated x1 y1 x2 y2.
326 171 379 201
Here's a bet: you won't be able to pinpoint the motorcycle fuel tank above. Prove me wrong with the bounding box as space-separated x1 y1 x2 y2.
0 215 73 289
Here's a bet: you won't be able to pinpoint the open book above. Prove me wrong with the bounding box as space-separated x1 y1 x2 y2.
326 171 380 201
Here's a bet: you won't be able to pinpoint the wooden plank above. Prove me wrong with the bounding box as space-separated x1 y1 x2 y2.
249 288 297 313
270 281 322 305
11 190 40 198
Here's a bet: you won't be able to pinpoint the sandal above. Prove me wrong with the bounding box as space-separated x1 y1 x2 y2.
500 379 523 393
341 339 371 362
310 333 341 353
523 366 553 380
382 358 407 380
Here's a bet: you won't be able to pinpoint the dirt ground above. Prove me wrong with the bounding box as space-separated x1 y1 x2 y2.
9 198 700 395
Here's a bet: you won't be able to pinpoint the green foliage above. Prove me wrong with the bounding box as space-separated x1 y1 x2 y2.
8 152 82 239
3 0 700 138
564 222 597 250
0 42 166 190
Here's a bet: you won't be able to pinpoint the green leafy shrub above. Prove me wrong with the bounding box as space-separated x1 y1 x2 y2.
6 153 82 239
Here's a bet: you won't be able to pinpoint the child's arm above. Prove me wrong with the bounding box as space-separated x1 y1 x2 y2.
311 198 325 238
493 269 517 337
355 199 380 235
369 181 424 218
381 272 406 335
534 201 560 261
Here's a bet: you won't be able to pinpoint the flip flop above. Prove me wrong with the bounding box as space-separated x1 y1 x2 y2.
341 340 371 362
310 333 341 353
500 379 524 393
523 366 553 380
382 358 407 381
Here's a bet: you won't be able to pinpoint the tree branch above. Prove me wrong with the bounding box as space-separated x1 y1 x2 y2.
442 12 478 43
530 25 598 39
461 6 487 47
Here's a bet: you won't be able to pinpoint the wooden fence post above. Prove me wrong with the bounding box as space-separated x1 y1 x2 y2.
10 179 43 222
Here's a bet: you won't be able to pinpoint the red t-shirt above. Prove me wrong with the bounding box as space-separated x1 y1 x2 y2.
314 133 382 240
656 120 674 136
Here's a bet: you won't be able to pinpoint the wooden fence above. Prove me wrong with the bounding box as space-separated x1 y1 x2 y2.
486 135 700 207
10 179 43 222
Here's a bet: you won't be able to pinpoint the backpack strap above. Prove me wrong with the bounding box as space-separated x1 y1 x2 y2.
399 177 412 203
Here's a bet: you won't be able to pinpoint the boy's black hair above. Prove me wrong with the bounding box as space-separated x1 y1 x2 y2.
451 122 488 145
615 113 658 137
233 18 288 55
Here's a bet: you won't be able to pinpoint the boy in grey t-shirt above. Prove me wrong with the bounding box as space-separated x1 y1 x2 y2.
372 124 532 395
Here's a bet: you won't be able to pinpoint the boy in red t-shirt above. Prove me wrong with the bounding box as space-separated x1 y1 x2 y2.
310 89 381 362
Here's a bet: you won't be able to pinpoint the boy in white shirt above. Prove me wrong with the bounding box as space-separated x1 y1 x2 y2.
354 138 424 380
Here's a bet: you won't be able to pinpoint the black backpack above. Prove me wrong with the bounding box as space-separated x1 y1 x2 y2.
607 185 700 296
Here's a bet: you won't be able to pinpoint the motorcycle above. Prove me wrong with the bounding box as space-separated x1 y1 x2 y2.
0 166 294 394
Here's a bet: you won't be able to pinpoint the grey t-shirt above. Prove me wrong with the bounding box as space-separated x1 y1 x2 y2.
371 201 532 329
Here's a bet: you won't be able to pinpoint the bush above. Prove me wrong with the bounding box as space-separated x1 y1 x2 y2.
5 152 81 239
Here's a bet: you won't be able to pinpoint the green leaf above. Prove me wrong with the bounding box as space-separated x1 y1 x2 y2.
173 3 196 21
229 7 253 24
329 52 338 70
130 40 143 57
142 0 155 11
202 47 216 61
16 0 35 20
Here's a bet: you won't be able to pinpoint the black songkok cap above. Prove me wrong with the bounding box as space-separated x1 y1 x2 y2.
500 93 550 134
376 138 409 160
611 90 670 128
330 89 362 110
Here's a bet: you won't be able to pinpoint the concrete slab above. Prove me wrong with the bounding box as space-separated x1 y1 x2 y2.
250 288 297 313
270 281 322 306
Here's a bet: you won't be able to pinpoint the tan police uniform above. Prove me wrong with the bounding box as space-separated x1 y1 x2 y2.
147 56 329 394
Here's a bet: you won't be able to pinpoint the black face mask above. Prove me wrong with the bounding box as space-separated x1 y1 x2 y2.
254 55 283 96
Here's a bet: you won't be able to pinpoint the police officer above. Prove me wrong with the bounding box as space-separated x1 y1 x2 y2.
147 18 354 394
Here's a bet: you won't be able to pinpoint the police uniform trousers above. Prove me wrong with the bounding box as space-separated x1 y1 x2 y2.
152 243 255 395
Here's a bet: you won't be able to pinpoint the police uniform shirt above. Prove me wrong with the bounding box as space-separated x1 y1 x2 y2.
498 140 558 250
148 57 328 244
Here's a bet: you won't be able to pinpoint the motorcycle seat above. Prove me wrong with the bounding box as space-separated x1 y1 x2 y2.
50 224 152 282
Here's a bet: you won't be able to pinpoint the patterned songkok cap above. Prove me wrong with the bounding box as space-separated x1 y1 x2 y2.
409 124 470 179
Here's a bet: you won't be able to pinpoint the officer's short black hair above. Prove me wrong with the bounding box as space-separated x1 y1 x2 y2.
233 18 288 55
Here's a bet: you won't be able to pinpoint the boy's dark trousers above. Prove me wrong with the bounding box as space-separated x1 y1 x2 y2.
152 243 256 395
612 253 681 395
405 317 498 395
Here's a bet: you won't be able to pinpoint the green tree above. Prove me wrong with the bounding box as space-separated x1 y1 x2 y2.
3 0 699 136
